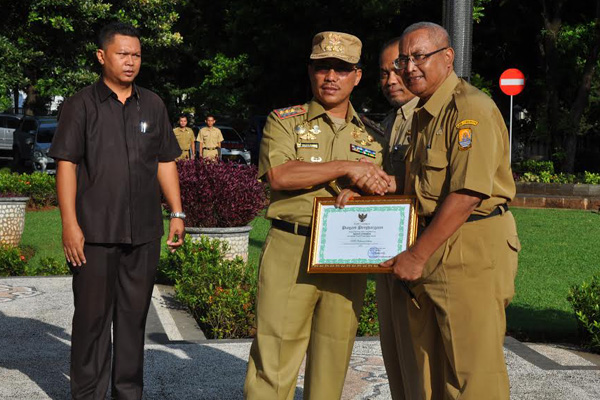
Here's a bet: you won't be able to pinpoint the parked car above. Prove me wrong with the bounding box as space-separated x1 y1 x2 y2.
194 124 251 165
0 113 23 155
13 116 57 174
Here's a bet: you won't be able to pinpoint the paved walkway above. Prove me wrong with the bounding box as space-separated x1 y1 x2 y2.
1 277 600 399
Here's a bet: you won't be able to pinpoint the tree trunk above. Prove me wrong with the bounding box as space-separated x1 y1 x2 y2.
541 0 564 162
561 0 600 172
12 87 19 114
23 84 36 116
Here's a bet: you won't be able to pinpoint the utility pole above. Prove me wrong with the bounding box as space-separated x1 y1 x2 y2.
444 0 474 81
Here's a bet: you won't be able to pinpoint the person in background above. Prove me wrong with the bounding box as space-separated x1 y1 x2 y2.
173 114 196 160
376 36 420 400
197 114 223 160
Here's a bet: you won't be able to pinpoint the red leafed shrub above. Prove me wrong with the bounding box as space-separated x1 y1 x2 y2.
177 159 266 227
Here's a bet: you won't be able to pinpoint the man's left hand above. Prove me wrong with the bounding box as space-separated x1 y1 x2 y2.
380 248 426 281
166 218 185 252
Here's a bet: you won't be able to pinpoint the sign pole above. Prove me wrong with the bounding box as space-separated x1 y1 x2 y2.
499 68 525 165
509 95 513 163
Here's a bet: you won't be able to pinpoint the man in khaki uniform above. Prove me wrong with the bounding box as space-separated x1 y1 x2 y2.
376 37 420 400
380 22 520 399
197 114 223 160
173 114 195 160
244 31 390 400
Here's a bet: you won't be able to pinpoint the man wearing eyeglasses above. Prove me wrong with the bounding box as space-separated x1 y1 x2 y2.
379 22 520 399
244 31 389 400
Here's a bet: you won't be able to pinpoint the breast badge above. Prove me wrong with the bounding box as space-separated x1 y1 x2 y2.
295 123 318 140
350 144 377 159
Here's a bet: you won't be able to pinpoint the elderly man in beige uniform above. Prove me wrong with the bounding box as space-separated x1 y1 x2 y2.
197 114 223 159
376 36 421 400
379 22 520 399
244 31 389 400
173 115 195 160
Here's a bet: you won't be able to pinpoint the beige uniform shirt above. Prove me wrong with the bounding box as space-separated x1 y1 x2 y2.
173 126 195 160
406 72 515 217
259 99 387 226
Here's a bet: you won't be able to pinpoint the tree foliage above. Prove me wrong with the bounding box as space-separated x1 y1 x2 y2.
1 0 599 172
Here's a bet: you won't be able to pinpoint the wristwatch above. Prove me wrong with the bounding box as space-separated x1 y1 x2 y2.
170 212 186 220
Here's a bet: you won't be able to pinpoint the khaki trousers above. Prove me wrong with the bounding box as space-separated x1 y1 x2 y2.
244 227 367 400
376 274 420 400
404 211 519 400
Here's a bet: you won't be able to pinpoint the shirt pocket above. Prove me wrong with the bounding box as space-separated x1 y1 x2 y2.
420 148 448 197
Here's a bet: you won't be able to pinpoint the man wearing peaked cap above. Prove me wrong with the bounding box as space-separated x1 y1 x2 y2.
244 31 390 399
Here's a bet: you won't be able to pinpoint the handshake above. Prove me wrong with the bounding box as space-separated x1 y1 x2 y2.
335 159 396 208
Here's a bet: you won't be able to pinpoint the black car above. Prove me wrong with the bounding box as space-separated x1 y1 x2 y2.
13 116 57 173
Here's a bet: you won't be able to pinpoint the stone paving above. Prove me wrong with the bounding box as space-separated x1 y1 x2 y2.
1 276 600 400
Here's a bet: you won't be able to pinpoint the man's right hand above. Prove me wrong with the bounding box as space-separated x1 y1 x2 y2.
62 223 86 267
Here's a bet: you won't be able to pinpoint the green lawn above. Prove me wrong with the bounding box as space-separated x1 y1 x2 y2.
20 207 600 343
507 208 600 342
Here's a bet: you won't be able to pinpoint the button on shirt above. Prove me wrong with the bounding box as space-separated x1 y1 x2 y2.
49 79 181 245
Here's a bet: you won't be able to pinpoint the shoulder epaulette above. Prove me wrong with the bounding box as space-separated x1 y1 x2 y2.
359 115 385 137
273 105 307 119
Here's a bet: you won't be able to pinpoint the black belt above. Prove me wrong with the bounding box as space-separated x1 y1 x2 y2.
423 203 509 227
203 147 217 150
271 219 310 236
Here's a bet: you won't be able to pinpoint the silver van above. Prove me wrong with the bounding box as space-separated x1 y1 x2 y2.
0 114 23 153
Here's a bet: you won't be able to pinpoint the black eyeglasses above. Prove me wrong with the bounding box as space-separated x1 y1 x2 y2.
312 62 358 77
393 47 448 70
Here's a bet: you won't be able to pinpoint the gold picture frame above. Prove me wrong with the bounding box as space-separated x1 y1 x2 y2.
307 195 418 273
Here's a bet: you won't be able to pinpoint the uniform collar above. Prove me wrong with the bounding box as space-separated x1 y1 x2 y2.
307 98 362 126
398 96 419 121
96 78 140 102
420 71 459 118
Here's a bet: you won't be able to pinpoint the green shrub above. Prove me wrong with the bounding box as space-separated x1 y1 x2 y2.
583 171 600 185
358 280 379 336
0 172 56 208
0 245 27 276
567 275 600 352
518 160 555 175
160 236 257 339
27 256 70 276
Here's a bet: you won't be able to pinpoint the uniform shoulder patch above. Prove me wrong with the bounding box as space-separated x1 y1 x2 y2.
458 128 472 150
273 105 307 119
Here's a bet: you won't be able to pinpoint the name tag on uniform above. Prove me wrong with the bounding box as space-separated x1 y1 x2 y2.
350 144 377 159
296 142 319 149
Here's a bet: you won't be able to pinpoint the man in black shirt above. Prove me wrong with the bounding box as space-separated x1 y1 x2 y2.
49 22 184 400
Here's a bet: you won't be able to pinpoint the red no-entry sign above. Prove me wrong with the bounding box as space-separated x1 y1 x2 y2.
499 68 525 96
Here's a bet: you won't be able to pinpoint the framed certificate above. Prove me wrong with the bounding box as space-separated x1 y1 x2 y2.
307 195 418 273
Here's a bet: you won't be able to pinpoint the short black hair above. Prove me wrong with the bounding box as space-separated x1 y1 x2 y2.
179 114 188 120
206 114 216 120
97 22 140 50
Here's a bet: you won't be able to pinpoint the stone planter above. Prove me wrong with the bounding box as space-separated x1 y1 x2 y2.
185 225 253 262
0 197 29 247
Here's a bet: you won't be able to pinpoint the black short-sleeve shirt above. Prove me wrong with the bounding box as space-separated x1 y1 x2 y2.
49 79 181 245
